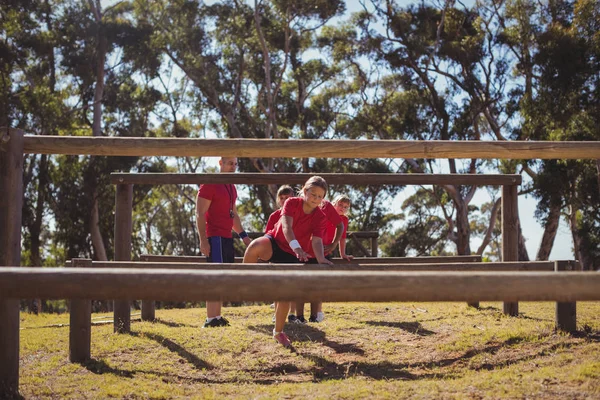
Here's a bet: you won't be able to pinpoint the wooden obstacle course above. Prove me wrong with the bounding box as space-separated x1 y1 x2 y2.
3 130 599 394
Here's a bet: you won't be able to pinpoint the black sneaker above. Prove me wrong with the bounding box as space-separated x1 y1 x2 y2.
309 315 318 323
288 314 298 323
295 316 307 324
202 317 229 328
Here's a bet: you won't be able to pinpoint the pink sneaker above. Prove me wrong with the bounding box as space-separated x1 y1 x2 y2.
273 332 292 348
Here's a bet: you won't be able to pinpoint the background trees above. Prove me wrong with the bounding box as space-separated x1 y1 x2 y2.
3 0 598 312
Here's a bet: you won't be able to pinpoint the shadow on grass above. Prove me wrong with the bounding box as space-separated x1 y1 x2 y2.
248 324 365 355
82 358 135 378
365 320 436 336
128 331 214 371
152 318 197 328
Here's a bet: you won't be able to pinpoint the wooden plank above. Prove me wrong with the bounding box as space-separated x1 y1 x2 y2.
114 184 133 332
0 128 23 395
69 259 92 362
23 136 600 159
1 268 599 302
71 261 556 271
502 184 520 316
138 255 482 264
555 260 580 333
110 173 522 186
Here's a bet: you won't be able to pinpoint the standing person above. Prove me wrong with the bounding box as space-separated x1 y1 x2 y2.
296 199 344 324
265 185 295 233
331 194 354 262
196 157 252 328
243 176 333 348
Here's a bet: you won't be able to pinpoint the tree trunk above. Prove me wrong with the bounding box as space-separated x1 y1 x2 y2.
569 208 593 270
90 191 107 261
517 218 529 261
454 197 471 255
536 203 560 260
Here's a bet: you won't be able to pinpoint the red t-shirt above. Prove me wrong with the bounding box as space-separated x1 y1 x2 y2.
307 201 343 257
266 197 327 255
265 209 282 233
197 184 236 238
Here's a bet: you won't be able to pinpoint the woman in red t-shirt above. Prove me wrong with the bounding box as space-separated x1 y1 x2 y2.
243 176 333 348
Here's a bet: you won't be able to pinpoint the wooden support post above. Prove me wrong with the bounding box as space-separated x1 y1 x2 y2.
0 128 24 395
141 300 155 322
114 184 133 333
69 259 92 362
502 184 519 316
555 260 579 333
371 237 378 257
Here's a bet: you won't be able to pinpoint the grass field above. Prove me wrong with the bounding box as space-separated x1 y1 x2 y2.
15 301 600 399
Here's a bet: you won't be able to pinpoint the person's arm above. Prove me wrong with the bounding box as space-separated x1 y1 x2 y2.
324 221 344 254
232 207 251 246
312 236 333 265
339 237 353 261
195 196 212 257
282 215 309 262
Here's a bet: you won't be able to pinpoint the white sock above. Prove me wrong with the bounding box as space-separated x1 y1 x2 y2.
206 316 222 323
273 329 282 336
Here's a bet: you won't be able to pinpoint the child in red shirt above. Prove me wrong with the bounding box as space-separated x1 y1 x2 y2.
295 200 344 324
243 176 333 348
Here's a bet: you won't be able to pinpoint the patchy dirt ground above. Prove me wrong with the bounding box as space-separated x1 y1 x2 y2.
14 301 600 399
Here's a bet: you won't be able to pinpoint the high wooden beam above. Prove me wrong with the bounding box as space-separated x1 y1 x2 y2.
0 128 23 395
23 136 600 159
110 173 522 186
0 268 598 302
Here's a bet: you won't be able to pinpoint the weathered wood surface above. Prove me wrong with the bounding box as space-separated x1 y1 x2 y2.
109 173 522 186
113 184 133 332
23 136 600 159
1 268 598 302
65 261 561 271
555 260 580 333
69 259 92 362
502 184 520 316
138 255 482 264
0 128 23 394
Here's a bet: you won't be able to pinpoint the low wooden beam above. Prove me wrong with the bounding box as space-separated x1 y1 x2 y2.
23 136 600 159
109 173 522 186
65 261 558 271
1 268 598 302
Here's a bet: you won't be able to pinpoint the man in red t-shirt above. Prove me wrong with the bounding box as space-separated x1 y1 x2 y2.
196 157 252 328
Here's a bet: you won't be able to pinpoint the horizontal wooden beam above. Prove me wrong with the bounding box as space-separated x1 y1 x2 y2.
109 173 522 186
1 268 597 302
137 255 481 264
23 136 600 159
68 260 553 271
